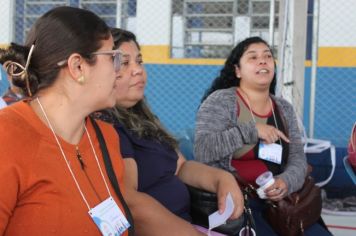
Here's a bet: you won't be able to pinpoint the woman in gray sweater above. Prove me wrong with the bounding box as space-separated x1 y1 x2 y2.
194 37 331 235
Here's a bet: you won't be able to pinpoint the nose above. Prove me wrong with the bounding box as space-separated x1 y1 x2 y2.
131 64 143 76
259 57 267 65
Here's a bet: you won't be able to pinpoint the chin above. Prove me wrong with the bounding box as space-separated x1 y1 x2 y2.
108 99 117 108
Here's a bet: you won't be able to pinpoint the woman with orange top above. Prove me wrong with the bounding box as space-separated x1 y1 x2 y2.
0 7 132 236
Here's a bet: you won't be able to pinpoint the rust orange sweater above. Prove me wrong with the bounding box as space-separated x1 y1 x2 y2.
0 101 129 236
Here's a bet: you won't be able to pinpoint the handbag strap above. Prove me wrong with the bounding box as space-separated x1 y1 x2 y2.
239 189 257 236
232 171 257 194
230 171 257 234
90 117 135 236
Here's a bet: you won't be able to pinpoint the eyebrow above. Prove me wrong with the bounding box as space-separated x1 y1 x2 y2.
245 49 271 55
121 53 143 59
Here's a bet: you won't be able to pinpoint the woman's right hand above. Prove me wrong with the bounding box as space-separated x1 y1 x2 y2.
255 123 290 144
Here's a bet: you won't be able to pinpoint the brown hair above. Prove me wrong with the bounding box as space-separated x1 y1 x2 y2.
9 6 111 96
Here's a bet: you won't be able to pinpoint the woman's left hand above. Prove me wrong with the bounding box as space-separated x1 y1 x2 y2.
176 159 244 220
215 173 244 220
265 177 288 201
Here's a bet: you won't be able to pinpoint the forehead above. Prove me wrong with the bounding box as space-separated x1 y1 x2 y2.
244 43 271 54
119 41 139 52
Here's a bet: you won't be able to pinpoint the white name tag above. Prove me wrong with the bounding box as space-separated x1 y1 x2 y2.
258 143 283 164
89 197 130 236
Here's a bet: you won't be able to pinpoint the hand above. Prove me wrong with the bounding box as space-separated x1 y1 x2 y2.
265 177 288 201
215 173 244 220
255 123 290 144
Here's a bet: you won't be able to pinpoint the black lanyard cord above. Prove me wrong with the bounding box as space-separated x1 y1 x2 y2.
90 117 135 236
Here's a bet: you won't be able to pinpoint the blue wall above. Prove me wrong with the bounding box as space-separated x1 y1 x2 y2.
145 64 356 147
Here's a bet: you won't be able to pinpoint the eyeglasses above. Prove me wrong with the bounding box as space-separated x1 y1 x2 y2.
57 49 123 72
91 49 122 72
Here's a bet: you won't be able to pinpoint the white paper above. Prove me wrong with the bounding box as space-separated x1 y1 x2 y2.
208 192 235 230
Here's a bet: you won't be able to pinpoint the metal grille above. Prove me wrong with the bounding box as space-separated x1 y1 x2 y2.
0 0 354 147
171 0 279 58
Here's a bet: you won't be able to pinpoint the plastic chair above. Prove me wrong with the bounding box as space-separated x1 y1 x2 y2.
0 65 10 96
177 128 195 160
299 117 336 187
303 137 336 187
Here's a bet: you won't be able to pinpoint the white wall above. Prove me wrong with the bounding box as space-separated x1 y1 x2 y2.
0 0 13 44
319 0 356 46
136 0 171 45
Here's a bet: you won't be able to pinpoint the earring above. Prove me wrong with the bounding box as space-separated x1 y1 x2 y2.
77 75 85 84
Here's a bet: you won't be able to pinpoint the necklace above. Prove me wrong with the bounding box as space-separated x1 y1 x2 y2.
36 97 112 210
238 88 281 144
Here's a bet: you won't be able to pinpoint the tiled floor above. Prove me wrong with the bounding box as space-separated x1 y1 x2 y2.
322 212 356 236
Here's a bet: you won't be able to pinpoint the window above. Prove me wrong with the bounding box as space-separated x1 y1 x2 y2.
14 0 123 44
171 0 279 59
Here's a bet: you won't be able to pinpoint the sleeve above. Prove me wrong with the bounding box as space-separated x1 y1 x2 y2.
275 101 307 194
194 90 258 169
114 125 135 159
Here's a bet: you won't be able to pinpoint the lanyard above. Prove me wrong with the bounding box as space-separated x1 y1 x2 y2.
238 89 282 145
36 97 113 210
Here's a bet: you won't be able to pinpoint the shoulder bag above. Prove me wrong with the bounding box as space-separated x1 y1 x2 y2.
90 117 135 236
264 176 322 236
235 170 322 236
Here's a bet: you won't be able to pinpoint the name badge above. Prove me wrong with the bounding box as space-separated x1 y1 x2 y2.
89 197 130 236
258 143 282 164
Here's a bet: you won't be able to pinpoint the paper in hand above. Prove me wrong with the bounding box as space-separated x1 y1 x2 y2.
208 192 235 230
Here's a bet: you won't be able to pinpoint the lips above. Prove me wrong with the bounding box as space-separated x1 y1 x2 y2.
131 81 145 88
257 68 269 74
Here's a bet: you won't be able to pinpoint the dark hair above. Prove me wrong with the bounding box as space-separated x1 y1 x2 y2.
111 28 140 50
107 28 178 149
10 6 110 95
0 46 29 94
201 36 276 103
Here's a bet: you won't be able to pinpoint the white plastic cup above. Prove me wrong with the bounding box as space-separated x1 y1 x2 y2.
255 171 275 199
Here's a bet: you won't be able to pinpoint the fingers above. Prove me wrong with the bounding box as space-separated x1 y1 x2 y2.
266 187 286 201
265 178 288 201
276 130 290 143
217 191 244 220
217 195 226 214
257 124 289 144
230 193 244 219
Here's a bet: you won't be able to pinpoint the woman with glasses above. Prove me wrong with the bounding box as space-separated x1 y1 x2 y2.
0 7 132 236
96 28 244 236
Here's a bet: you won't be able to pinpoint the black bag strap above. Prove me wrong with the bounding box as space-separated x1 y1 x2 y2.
90 117 135 236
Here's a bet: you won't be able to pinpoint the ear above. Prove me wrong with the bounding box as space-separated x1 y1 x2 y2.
234 65 241 78
66 53 85 83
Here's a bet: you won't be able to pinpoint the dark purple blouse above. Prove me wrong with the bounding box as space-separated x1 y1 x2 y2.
114 122 191 221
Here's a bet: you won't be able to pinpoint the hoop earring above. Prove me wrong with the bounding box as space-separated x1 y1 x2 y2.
77 75 85 84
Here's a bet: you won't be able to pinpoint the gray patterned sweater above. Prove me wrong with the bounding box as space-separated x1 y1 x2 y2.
194 87 307 194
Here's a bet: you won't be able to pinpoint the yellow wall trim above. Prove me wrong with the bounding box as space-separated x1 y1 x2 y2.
141 45 225 65
142 45 356 67
318 47 356 67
